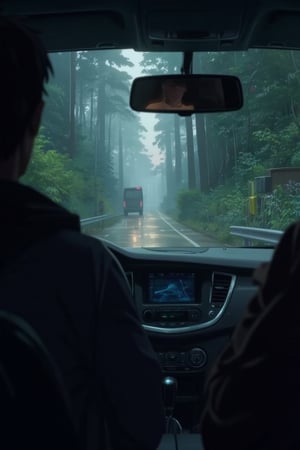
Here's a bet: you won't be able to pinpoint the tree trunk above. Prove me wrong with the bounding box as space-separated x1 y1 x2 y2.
96 82 106 175
185 116 196 189
195 114 209 192
79 78 85 128
165 130 174 203
118 123 124 193
68 52 76 158
174 115 182 191
89 88 94 141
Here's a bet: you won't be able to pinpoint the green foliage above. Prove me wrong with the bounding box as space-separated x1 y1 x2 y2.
260 183 300 230
177 190 202 220
69 137 106 216
176 187 247 244
42 84 68 153
176 179 300 243
253 123 300 167
22 133 78 206
234 152 265 190
22 132 107 218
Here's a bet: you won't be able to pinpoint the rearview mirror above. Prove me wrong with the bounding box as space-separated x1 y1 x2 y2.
130 74 243 114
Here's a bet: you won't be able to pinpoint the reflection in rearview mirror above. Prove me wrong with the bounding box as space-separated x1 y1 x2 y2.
130 74 243 114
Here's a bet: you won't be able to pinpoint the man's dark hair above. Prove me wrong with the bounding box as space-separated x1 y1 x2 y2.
0 18 53 160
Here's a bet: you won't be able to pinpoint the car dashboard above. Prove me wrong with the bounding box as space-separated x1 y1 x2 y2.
106 241 274 430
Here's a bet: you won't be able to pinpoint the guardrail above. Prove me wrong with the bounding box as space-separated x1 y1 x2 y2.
80 214 110 226
80 213 120 229
230 226 283 246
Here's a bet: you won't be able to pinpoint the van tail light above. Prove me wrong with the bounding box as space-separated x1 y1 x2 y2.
140 201 143 207
123 201 127 207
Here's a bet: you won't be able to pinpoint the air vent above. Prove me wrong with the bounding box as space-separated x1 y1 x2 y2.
210 272 234 306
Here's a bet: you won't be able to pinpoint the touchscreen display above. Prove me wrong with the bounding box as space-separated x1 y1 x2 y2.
148 273 195 304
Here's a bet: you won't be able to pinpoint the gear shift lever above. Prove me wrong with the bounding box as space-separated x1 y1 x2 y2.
162 376 182 434
162 376 178 417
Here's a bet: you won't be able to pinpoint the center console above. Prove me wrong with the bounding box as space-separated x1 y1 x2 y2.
128 268 235 376
132 269 235 332
143 271 202 327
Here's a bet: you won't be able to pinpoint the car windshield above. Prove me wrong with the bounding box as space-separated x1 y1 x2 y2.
22 48 300 249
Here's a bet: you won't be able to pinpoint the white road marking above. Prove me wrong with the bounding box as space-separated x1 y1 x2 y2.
158 212 200 247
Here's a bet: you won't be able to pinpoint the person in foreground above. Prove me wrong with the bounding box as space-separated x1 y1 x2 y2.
200 221 300 450
0 18 165 450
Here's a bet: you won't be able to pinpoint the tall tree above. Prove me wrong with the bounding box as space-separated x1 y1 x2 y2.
185 116 196 189
68 52 76 158
174 115 183 191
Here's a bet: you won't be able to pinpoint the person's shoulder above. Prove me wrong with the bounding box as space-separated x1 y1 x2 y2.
183 103 194 110
47 229 111 261
145 101 163 110
61 229 106 246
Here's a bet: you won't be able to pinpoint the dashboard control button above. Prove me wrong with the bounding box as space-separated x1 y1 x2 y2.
187 348 207 368
166 351 179 363
188 310 201 321
208 309 216 318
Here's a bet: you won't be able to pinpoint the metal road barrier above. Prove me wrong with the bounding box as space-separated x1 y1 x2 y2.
230 226 283 246
80 214 120 230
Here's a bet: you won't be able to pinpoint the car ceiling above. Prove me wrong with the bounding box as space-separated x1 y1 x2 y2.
1 0 300 53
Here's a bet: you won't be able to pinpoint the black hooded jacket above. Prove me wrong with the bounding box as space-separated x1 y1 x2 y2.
0 181 165 450
200 220 300 450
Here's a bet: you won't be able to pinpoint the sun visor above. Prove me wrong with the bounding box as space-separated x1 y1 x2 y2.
250 11 300 49
6 11 131 52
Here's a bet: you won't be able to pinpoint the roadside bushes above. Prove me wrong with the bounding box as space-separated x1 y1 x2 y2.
177 187 246 244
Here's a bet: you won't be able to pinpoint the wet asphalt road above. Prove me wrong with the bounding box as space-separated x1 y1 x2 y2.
93 211 221 248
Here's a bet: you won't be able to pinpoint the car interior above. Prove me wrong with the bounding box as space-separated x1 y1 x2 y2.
1 0 300 449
